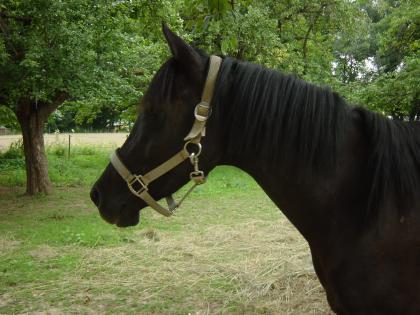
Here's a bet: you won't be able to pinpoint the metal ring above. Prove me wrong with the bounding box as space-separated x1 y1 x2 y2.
184 141 202 157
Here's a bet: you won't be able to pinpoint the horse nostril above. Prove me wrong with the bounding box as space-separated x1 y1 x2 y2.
90 186 101 207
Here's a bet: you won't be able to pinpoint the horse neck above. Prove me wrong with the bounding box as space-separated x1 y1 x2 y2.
213 71 365 245
221 150 332 243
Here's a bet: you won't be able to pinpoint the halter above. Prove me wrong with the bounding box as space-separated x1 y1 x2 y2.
110 55 222 217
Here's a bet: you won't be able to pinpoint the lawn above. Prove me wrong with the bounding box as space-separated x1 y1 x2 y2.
0 142 330 314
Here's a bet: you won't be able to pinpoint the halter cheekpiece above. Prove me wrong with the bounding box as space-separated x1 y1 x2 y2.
110 55 222 217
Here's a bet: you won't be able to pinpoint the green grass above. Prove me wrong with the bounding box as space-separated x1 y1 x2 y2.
0 144 328 314
0 142 256 190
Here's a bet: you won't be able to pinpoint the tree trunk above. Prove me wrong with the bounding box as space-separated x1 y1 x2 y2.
16 99 51 194
15 92 68 195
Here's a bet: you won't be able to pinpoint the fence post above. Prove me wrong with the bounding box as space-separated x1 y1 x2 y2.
68 134 71 159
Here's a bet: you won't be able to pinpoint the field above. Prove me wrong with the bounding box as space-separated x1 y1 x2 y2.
0 133 128 151
0 135 331 314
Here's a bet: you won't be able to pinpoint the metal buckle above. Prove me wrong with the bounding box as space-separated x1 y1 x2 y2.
194 101 211 122
127 175 148 197
190 170 206 184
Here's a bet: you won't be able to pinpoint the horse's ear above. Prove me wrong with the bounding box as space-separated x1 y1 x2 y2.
162 23 202 73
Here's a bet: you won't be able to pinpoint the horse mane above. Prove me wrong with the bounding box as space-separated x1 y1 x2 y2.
212 57 420 213
213 57 349 173
355 108 420 211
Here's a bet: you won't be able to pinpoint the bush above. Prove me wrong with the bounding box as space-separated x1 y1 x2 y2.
0 139 24 159
0 140 25 172
48 145 67 157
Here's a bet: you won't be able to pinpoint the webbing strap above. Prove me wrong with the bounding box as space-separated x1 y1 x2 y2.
110 151 135 182
142 149 190 185
139 190 177 217
202 55 222 104
111 149 190 185
184 55 222 141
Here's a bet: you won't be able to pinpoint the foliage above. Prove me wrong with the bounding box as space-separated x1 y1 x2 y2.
0 106 18 129
0 1 181 132
334 1 419 118
1 0 419 130
0 139 24 173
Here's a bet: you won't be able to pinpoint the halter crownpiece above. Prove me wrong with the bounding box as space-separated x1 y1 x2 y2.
110 55 222 217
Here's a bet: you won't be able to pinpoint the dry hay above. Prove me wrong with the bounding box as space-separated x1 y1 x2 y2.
0 236 21 254
50 217 331 314
29 245 60 262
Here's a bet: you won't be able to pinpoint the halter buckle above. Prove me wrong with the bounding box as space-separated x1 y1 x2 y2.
127 175 148 197
194 101 211 122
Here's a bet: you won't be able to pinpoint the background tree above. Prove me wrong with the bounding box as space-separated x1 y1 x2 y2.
335 0 419 120
0 0 171 194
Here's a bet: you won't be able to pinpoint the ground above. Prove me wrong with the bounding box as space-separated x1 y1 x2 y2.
0 134 331 314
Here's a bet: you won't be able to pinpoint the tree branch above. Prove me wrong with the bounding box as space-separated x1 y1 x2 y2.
0 11 32 25
302 5 325 75
39 91 70 119
16 91 70 121
0 15 25 60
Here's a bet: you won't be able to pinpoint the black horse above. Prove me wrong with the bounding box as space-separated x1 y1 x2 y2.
90 25 420 314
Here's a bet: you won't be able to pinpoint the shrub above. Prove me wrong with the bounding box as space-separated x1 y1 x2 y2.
0 140 25 171
1 139 24 159
48 145 67 157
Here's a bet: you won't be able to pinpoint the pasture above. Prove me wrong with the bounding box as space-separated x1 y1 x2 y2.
0 133 128 152
0 135 330 314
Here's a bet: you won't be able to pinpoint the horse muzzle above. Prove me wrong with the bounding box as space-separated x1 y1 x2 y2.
90 184 141 227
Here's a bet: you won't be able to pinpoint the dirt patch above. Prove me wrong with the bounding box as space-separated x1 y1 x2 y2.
29 245 60 261
0 293 13 308
0 238 21 253
0 186 23 198
138 229 160 241
24 308 64 315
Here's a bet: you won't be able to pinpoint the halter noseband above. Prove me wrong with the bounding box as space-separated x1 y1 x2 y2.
110 55 222 217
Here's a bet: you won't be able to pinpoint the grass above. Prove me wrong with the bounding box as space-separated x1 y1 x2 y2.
0 142 110 187
0 142 330 314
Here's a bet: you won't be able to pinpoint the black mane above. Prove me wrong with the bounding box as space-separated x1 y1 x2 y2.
212 57 420 212
357 108 420 211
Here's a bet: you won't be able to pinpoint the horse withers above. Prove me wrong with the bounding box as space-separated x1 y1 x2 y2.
90 25 420 314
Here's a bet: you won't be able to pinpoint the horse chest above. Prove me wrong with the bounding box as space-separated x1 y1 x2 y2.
313 235 420 315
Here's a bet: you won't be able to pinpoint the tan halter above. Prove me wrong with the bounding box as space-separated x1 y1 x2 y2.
110 55 222 217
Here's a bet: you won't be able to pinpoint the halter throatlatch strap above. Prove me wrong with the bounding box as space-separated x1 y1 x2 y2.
110 55 222 217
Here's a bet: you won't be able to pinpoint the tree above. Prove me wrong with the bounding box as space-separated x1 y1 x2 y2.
0 0 157 194
376 0 419 119
336 0 419 119
0 1 75 194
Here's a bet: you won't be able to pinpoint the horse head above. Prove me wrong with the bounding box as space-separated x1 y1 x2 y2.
90 25 223 227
